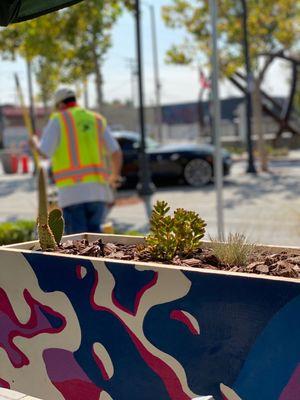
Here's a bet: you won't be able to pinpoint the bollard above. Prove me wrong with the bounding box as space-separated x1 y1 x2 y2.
11 154 19 174
20 154 29 174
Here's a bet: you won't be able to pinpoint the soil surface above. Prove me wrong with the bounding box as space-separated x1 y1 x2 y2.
55 239 300 279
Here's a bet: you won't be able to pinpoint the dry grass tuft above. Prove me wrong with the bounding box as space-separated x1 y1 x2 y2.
210 233 255 266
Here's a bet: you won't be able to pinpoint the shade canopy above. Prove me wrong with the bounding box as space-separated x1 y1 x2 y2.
0 0 84 26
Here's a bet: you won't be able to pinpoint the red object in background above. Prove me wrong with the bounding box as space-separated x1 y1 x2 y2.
199 70 211 90
20 155 29 174
11 154 19 173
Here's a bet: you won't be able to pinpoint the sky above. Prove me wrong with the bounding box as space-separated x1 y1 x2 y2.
0 0 291 108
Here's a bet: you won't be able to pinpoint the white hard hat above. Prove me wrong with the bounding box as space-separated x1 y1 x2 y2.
54 88 76 105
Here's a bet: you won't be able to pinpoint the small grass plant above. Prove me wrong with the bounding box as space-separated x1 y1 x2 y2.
210 233 255 266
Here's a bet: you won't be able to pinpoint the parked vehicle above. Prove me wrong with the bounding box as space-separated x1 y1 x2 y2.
113 131 232 187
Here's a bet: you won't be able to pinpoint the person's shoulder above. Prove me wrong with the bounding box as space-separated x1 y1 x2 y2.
50 111 59 119
50 111 63 121
90 110 106 121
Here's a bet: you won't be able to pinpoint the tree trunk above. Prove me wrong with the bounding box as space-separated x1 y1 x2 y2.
83 79 89 109
41 92 50 124
92 44 104 112
252 79 268 172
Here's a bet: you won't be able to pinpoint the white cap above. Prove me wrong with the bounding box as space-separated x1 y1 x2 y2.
54 88 76 105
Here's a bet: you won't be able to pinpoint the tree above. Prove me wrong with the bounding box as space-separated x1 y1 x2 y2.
163 0 300 171
0 0 134 111
59 0 134 111
34 58 61 111
0 12 64 111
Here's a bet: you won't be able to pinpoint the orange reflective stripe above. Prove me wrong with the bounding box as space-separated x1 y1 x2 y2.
60 111 81 169
95 117 105 168
66 110 81 165
54 163 109 175
54 165 110 182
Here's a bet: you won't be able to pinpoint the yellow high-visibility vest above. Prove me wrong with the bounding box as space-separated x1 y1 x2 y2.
51 107 111 188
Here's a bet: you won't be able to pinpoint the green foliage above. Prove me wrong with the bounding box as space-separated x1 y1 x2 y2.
162 0 300 77
0 0 132 107
48 208 64 245
146 200 206 261
0 220 36 245
210 233 255 266
37 167 62 251
0 12 64 106
265 146 289 158
224 145 245 156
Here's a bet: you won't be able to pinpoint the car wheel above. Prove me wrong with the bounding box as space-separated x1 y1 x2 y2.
183 158 213 187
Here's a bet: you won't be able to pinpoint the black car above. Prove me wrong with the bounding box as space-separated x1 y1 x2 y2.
112 131 232 187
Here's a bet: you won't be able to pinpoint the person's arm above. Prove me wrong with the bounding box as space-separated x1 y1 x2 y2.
29 136 48 159
109 150 123 188
29 118 60 159
103 128 123 189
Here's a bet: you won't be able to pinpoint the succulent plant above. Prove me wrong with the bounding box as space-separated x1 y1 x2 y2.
37 167 64 251
145 200 206 261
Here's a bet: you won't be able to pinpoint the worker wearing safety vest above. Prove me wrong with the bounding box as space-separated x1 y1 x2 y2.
31 88 123 234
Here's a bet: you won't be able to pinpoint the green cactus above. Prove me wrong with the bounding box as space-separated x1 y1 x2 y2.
37 167 64 251
48 208 64 245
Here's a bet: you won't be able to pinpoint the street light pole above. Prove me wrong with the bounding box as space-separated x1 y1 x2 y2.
134 0 155 219
149 4 162 143
241 0 256 173
209 0 225 240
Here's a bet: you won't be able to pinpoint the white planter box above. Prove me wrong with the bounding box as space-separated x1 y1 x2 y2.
1 234 300 400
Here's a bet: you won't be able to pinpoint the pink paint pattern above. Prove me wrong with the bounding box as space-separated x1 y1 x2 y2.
0 288 66 368
111 272 158 316
170 310 200 335
90 270 191 400
0 378 10 389
279 364 300 400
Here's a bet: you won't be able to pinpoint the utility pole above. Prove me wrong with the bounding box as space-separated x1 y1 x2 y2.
26 60 36 134
241 0 256 174
209 0 225 240
134 0 155 219
83 78 89 109
125 58 137 107
149 4 162 143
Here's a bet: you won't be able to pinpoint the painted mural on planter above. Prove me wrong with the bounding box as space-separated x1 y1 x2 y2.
0 249 300 400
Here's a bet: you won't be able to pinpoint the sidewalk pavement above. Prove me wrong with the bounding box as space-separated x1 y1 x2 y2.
0 156 300 247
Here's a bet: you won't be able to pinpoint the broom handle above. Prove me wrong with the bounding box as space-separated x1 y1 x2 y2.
14 73 40 168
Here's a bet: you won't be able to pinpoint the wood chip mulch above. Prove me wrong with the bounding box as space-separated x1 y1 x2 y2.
53 239 300 279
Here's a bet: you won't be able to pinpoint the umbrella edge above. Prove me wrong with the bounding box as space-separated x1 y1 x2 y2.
12 0 83 24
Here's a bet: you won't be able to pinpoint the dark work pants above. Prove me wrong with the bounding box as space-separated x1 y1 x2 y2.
63 201 106 234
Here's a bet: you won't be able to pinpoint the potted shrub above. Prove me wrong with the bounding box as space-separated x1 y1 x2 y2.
0 169 300 400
